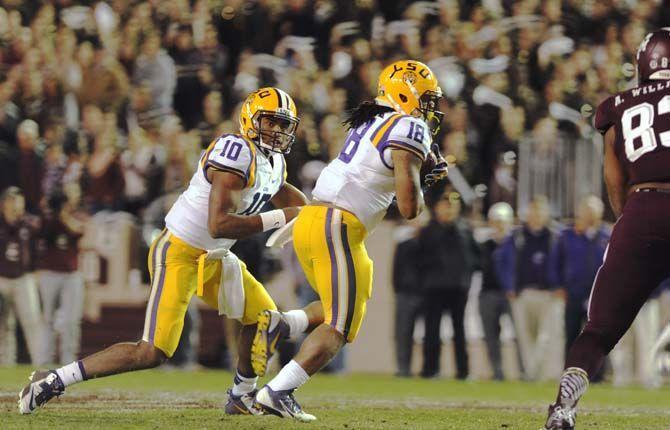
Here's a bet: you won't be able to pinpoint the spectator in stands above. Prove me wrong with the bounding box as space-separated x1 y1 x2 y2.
439 101 482 185
85 115 124 212
16 120 42 214
195 91 225 149
37 184 87 364
76 38 129 114
393 226 422 377
478 202 515 381
548 195 609 358
0 187 44 365
41 137 67 200
416 190 480 379
132 31 177 121
120 127 166 215
170 24 207 129
495 195 562 381
78 104 104 156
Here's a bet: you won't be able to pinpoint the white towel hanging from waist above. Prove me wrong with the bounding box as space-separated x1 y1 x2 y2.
196 248 245 319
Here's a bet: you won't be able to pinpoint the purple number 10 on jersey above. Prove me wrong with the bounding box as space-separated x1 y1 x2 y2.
338 123 372 163
220 139 243 161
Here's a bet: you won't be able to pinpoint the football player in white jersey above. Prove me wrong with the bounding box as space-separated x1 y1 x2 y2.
251 61 449 421
19 88 324 416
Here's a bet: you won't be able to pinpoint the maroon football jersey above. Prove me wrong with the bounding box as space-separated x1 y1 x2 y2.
595 80 670 188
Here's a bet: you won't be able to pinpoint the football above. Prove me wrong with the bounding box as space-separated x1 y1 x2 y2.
420 150 438 179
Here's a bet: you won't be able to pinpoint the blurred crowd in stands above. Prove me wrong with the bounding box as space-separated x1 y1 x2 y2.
1 0 670 381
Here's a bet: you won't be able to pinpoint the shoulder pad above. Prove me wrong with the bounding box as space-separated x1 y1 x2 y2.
382 115 432 161
203 134 256 186
594 95 615 135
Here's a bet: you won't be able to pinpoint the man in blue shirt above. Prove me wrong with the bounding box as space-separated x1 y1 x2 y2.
548 196 610 362
494 195 561 380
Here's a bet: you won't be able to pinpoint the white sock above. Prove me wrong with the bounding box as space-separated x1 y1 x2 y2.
55 361 86 387
282 310 308 338
232 371 258 396
267 360 310 391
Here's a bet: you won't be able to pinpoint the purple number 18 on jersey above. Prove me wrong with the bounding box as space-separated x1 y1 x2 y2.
338 122 373 163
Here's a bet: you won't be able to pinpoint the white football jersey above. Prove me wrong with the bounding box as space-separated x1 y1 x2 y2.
312 112 432 232
165 134 286 251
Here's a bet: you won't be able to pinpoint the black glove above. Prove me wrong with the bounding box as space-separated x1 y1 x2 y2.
424 144 449 187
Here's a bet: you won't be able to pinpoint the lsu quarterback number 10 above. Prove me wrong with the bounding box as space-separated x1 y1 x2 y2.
622 95 670 162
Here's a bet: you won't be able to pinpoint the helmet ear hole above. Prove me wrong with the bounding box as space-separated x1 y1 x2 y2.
399 93 408 103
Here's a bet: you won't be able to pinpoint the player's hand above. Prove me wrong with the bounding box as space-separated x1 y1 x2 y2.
424 144 448 187
281 206 302 223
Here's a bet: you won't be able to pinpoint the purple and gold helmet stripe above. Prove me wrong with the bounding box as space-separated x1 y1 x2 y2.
273 88 283 109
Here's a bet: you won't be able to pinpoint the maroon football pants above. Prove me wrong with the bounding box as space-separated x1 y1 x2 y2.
566 190 670 378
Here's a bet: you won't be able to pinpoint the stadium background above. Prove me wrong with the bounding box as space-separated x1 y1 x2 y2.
3 0 670 385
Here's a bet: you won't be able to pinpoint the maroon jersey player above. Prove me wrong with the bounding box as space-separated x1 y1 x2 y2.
544 28 670 430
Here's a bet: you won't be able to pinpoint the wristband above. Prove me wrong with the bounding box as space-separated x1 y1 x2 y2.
260 209 287 231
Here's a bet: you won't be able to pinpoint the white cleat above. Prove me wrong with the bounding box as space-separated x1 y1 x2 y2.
18 370 65 414
542 402 576 430
254 385 316 422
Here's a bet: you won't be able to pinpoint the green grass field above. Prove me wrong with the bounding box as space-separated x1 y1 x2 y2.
1 366 669 429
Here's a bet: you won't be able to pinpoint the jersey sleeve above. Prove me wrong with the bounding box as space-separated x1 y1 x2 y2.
594 95 615 135
384 116 432 161
203 135 256 187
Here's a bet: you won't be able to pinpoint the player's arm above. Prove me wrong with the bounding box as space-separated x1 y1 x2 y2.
392 149 424 220
603 127 626 218
270 182 308 208
207 171 299 239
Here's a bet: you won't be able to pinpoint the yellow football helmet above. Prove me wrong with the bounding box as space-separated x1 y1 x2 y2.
375 60 444 135
239 87 300 154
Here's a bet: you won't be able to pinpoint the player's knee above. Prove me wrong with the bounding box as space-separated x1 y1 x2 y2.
135 341 168 368
313 324 346 357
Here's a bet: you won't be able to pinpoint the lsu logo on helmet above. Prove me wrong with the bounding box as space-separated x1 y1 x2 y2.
376 60 444 135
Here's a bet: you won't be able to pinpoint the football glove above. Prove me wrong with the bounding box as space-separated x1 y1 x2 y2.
424 143 449 187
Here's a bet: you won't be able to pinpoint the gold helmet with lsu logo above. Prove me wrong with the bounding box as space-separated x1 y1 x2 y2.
239 87 300 154
375 60 444 135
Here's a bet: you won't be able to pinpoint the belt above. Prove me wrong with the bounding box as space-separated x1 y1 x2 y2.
634 187 670 194
310 200 353 214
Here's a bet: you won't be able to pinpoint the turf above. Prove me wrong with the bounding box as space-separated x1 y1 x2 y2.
1 366 669 429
